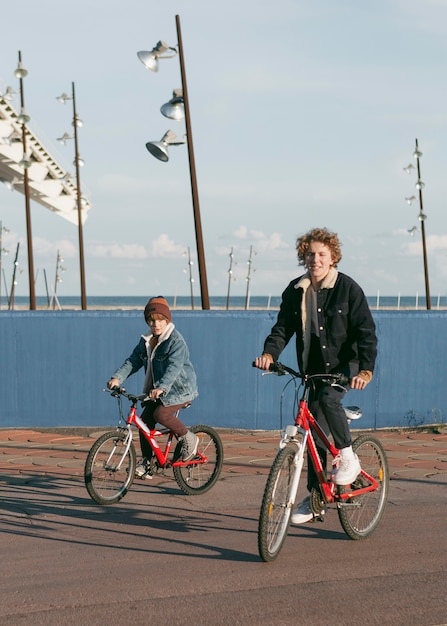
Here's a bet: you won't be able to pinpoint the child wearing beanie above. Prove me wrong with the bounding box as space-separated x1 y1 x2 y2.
107 296 199 477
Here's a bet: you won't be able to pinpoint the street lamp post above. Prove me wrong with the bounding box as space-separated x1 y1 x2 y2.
404 138 431 310
138 15 210 309
56 82 87 310
15 50 36 310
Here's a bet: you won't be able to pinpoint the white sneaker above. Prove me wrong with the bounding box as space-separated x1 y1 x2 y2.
333 447 361 485
291 496 314 524
135 458 153 480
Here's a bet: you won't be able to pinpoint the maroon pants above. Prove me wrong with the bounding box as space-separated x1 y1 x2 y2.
139 400 190 459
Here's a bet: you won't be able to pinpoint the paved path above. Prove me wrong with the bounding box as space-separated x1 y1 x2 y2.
1 427 446 480
1 427 446 625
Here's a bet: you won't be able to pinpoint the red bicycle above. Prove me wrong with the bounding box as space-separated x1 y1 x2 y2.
84 387 223 505
257 362 389 562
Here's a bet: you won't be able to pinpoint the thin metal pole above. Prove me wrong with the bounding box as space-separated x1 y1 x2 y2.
43 268 50 307
226 247 234 310
245 245 253 310
414 138 431 310
0 221 3 310
17 51 36 310
175 15 210 310
187 246 194 309
72 82 87 310
9 242 20 310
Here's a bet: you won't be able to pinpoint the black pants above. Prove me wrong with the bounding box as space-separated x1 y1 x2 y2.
306 334 352 491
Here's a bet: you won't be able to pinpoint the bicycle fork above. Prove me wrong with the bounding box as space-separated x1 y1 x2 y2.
107 427 133 471
281 425 308 510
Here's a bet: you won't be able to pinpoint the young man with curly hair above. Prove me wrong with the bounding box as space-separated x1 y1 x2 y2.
254 228 377 523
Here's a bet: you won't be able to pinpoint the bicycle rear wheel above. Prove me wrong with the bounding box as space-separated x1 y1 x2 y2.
84 430 136 505
173 425 223 495
258 445 298 562
337 434 389 540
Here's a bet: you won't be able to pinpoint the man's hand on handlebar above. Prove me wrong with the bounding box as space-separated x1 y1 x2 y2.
254 354 274 371
107 378 120 390
350 374 369 390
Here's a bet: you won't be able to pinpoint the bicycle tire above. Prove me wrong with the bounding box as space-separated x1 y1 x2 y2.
173 425 223 495
84 430 136 505
258 445 298 562
337 434 389 540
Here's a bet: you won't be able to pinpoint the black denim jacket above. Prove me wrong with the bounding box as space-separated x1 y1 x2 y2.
263 272 377 377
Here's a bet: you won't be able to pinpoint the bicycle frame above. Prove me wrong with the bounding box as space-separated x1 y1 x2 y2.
123 399 209 469
296 398 380 504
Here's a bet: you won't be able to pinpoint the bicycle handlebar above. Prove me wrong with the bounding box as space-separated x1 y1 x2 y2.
106 386 149 404
252 361 349 386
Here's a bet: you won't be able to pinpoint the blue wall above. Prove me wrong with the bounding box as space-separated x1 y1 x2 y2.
0 309 445 430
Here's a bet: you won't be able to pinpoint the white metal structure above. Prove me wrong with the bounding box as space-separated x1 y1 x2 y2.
0 95 90 226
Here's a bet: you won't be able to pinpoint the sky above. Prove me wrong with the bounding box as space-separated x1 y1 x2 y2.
1 0 447 303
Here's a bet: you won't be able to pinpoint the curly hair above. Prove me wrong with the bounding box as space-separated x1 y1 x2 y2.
296 227 342 267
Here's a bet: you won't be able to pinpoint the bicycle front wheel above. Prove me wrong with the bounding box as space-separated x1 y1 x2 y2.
173 425 223 495
258 445 298 562
84 430 136 505
337 434 389 540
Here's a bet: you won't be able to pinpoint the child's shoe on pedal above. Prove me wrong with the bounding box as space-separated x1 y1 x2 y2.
180 430 199 461
291 496 314 524
333 446 361 485
135 458 153 480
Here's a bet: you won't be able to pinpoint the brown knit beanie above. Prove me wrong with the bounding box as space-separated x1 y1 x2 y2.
144 296 172 322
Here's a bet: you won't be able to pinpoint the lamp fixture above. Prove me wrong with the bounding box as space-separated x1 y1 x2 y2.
14 60 28 79
0 86 17 101
72 115 83 128
19 154 32 169
161 89 185 121
17 107 31 125
0 176 20 190
57 132 73 145
407 226 417 236
137 41 177 72
56 92 72 104
1 131 18 145
146 130 186 162
73 154 85 167
405 196 416 205
403 163 415 174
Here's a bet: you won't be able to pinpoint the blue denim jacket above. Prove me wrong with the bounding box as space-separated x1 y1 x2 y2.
111 324 198 406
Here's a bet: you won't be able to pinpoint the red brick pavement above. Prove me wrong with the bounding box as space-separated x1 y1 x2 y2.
0 427 446 481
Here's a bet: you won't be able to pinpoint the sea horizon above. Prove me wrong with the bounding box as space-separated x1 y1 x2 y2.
2 293 447 311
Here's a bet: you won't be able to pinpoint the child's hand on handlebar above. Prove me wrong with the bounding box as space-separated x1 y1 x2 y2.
148 388 165 399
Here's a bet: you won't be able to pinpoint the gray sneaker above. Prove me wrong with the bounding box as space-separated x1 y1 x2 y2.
135 458 153 480
180 430 199 461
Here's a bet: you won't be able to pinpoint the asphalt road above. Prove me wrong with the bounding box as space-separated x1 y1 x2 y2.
0 457 446 625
